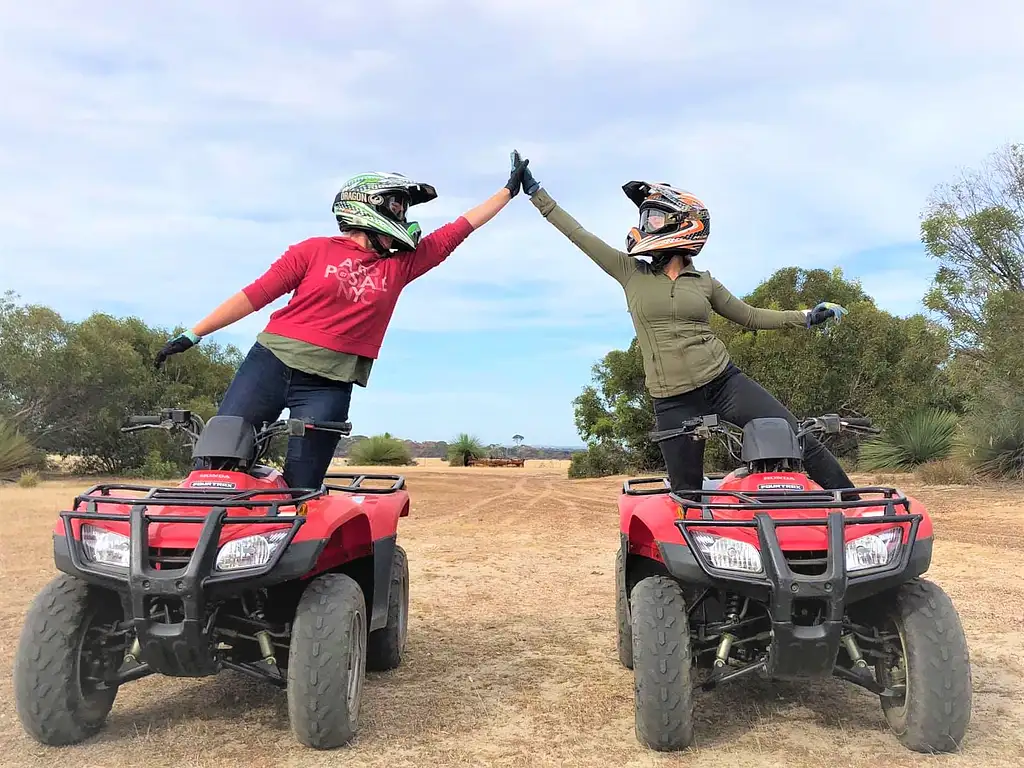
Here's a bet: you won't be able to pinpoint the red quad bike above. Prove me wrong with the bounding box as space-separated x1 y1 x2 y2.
13 408 412 750
615 413 972 753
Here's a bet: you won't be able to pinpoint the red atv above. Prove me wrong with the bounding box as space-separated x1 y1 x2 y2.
616 413 971 753
14 408 411 750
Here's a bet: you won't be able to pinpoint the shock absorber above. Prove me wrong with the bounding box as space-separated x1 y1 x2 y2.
255 630 277 666
724 593 741 622
124 635 141 664
841 632 868 669
715 593 741 668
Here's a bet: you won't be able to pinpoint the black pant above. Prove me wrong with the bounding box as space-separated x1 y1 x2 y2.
214 343 353 488
653 363 853 493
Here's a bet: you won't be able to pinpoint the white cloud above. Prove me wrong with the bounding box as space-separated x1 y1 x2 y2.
1 0 1023 332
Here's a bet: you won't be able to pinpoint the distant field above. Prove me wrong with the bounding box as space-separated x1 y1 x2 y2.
330 456 573 471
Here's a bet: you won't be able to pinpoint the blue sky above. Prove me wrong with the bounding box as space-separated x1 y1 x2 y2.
2 2 1023 446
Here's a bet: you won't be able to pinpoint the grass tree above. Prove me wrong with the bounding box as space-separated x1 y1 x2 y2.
447 433 485 467
348 433 413 466
0 418 41 481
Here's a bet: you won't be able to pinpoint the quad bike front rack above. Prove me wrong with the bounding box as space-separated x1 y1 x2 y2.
56 483 331 678
664 487 925 689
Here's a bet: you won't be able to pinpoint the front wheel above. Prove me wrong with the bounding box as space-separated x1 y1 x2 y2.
287 573 367 749
876 578 972 753
630 575 694 751
13 575 123 746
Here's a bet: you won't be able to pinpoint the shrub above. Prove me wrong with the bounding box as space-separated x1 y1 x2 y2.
17 469 40 487
349 433 413 466
962 409 1024 481
127 448 183 480
568 441 629 479
0 418 41 480
447 433 485 467
859 409 959 471
915 458 975 486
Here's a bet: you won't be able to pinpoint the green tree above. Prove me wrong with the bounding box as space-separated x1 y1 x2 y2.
0 294 242 473
921 143 1024 352
571 268 957 477
920 144 1024 479
716 268 961 428
573 338 663 473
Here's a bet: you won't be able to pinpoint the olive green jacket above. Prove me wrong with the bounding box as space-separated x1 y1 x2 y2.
530 188 807 399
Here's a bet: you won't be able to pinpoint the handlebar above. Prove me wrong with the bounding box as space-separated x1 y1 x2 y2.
839 416 875 429
302 420 352 433
127 415 163 426
649 412 880 446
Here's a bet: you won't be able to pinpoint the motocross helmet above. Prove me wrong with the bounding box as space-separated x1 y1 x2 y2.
332 172 437 253
622 180 710 269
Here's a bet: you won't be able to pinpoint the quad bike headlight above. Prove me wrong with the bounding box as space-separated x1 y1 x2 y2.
215 530 291 571
845 527 902 572
692 532 763 573
81 524 130 568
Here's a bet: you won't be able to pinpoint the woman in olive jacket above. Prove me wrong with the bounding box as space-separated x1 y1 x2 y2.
515 154 852 493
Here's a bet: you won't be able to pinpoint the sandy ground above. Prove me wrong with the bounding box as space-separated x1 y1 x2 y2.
0 465 1022 768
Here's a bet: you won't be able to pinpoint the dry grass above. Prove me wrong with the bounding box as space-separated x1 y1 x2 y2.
1 465 1022 768
915 458 977 486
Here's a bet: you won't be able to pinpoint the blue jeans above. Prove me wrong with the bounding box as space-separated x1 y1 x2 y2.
215 342 353 488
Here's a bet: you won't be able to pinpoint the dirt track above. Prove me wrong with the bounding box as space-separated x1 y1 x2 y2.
1 466 1022 768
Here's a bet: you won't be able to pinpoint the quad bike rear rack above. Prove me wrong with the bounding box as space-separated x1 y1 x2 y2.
622 474 728 496
324 473 406 494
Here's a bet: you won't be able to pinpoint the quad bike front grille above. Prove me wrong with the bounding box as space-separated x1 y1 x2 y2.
783 549 828 576
148 547 194 570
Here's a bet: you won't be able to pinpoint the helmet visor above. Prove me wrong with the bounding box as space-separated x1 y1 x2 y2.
381 192 410 222
640 205 689 235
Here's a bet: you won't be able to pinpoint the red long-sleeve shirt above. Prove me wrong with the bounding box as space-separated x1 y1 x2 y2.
242 217 474 359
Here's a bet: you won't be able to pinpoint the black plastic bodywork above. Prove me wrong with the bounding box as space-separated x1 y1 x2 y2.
191 415 257 463
740 417 803 463
53 478 406 678
620 482 932 681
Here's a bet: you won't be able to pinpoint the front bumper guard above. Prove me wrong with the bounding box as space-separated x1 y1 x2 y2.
56 484 323 677
664 487 924 680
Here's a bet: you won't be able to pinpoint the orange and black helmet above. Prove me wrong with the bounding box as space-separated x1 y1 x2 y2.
622 180 710 258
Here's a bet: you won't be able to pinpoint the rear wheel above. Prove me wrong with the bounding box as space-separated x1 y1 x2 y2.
615 549 633 669
14 575 122 746
631 575 694 751
366 545 409 671
875 578 972 753
287 573 367 749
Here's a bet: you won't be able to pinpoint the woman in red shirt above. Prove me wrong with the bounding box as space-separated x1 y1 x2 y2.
155 160 530 488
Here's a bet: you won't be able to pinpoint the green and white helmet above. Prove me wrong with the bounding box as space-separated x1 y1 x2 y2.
332 172 437 252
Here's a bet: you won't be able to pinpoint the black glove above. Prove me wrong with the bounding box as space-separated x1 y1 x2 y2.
505 151 530 197
512 149 540 196
155 331 199 369
804 302 848 328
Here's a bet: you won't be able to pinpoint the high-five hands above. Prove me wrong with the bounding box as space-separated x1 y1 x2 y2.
511 149 539 196
505 151 531 197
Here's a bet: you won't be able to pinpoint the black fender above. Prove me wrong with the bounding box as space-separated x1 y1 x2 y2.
369 534 398 632
617 534 630 623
